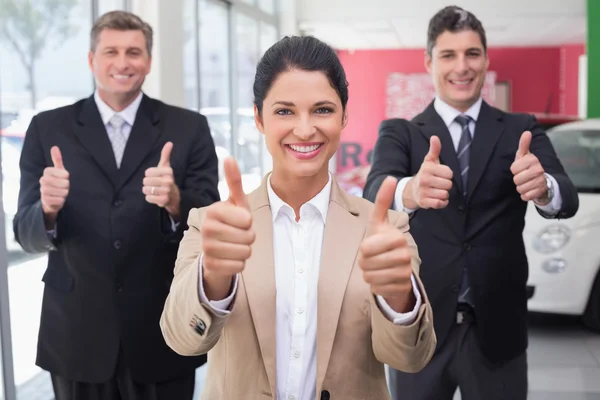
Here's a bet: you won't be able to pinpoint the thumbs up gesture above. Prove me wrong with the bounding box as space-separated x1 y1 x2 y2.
510 131 549 204
40 146 70 218
404 136 454 210
201 157 255 300
143 142 181 218
359 176 415 312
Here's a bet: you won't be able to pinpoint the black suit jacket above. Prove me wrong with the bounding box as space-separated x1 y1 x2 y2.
363 101 579 365
13 94 220 383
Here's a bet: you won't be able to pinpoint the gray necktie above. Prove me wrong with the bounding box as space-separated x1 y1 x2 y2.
455 115 473 197
108 114 127 168
455 114 473 306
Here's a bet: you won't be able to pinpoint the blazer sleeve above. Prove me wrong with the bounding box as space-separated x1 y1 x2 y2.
162 114 221 242
527 115 579 219
370 210 436 373
13 115 58 254
363 119 414 205
160 207 232 356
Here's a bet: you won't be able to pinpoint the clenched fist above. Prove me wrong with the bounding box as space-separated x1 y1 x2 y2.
143 142 181 219
201 157 255 300
40 146 70 226
510 131 549 204
404 136 453 210
359 176 416 313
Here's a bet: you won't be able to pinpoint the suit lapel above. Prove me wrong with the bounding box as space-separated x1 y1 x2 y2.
413 103 463 192
316 180 364 394
117 95 162 190
467 101 505 199
74 96 120 188
241 181 277 396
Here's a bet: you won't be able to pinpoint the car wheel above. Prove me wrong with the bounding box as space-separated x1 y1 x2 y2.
583 271 600 332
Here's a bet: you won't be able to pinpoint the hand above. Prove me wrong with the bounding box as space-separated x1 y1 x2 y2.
201 157 255 300
510 131 548 204
359 176 415 313
404 136 453 210
143 142 181 219
40 146 70 222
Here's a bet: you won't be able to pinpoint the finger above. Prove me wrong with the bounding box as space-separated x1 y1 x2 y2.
360 230 407 260
202 257 246 275
515 131 532 160
370 176 397 226
360 246 412 273
40 175 70 189
371 282 413 299
158 142 173 167
40 187 69 198
145 194 169 207
144 167 173 178
420 198 449 209
142 185 169 196
206 202 253 230
224 157 248 209
423 136 441 163
51 146 64 169
422 188 450 201
513 166 544 186
143 176 173 187
420 174 453 191
510 153 540 176
202 240 252 261
201 219 255 245
41 196 66 208
362 266 412 286
521 188 547 202
516 176 546 196
429 164 453 181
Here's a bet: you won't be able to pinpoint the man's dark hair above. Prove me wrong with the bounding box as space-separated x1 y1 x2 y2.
426 5 487 55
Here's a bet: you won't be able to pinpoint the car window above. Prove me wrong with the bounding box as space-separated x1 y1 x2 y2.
548 129 600 192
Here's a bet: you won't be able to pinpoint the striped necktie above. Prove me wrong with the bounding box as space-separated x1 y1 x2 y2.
454 114 473 197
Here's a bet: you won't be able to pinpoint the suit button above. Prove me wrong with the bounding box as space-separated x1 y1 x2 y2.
452 284 460 292
114 240 122 250
117 283 123 292
463 243 471 251
457 205 465 213
320 390 330 400
113 199 123 207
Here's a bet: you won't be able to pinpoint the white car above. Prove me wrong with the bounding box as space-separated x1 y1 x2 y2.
525 119 600 331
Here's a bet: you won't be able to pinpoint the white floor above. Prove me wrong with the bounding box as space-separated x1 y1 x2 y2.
5 256 600 399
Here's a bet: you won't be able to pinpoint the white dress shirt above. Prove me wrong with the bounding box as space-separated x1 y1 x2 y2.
394 97 563 214
197 174 422 400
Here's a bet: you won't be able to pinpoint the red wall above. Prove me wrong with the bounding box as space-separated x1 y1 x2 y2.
336 46 583 173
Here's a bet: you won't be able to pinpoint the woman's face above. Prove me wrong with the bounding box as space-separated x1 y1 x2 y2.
255 69 347 182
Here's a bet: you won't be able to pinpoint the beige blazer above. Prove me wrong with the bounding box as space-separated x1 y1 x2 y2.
160 176 436 399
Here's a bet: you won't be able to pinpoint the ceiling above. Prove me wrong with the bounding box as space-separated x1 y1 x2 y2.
297 0 587 50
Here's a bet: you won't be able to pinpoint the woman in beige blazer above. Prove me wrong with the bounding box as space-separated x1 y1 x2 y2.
160 35 436 400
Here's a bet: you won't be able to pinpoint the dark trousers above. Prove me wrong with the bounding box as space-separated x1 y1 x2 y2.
50 349 196 400
388 309 528 400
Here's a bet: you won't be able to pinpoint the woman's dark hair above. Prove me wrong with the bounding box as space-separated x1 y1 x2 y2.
253 35 349 114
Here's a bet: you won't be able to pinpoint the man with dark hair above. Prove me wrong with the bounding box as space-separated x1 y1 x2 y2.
14 10 220 400
364 5 578 400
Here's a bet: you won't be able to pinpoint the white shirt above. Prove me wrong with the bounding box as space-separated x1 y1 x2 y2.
394 97 563 214
198 174 422 400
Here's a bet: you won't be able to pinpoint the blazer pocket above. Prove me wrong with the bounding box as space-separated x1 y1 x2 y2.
42 268 74 292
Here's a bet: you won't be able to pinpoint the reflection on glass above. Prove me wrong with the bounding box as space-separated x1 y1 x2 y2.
235 13 262 193
199 0 231 196
259 0 276 15
96 0 126 16
0 0 93 397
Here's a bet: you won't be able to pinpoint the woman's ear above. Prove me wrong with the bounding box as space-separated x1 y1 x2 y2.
342 109 349 129
254 105 265 134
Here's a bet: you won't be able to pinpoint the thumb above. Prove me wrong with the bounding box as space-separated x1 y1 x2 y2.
224 157 248 209
51 146 64 169
424 136 441 163
369 176 397 228
516 131 532 160
158 142 173 167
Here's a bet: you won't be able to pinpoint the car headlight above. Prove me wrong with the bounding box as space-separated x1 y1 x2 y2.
532 225 571 253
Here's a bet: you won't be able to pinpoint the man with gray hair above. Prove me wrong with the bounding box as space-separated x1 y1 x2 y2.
14 10 220 399
364 5 578 400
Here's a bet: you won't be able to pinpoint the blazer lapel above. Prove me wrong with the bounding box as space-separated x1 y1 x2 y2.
241 178 277 395
467 101 505 199
74 96 120 188
117 95 162 190
316 179 365 394
413 103 463 192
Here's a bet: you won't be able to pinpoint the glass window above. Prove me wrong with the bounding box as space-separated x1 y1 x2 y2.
198 0 231 196
97 0 127 15
259 0 276 15
0 0 93 397
183 0 199 111
548 128 600 191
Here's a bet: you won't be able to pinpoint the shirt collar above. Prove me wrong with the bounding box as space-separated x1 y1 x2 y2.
94 90 143 127
433 96 482 128
267 173 332 223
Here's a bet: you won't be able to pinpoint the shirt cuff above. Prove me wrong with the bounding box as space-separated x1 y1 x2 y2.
394 177 417 214
168 215 180 232
376 274 422 325
197 255 238 315
534 173 563 215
